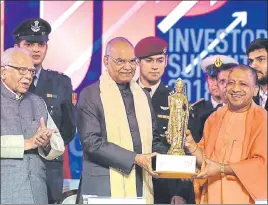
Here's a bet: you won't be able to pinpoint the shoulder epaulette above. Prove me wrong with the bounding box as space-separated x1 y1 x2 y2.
46 69 69 78
191 98 205 107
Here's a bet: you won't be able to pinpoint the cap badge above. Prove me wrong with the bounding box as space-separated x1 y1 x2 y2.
163 47 167 54
31 21 41 32
214 57 223 68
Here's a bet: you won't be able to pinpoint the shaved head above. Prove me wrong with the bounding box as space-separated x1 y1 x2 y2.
105 37 133 56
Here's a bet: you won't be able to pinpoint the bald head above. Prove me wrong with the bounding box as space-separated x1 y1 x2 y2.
232 64 258 85
105 37 134 56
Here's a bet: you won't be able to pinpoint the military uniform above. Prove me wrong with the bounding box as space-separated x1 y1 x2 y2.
188 98 214 143
188 55 238 143
152 83 173 140
135 36 195 204
12 18 76 203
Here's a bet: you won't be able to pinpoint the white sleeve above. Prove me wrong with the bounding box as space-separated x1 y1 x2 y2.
1 135 24 158
38 110 65 160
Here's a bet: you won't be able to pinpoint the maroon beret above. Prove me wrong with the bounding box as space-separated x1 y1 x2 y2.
135 36 168 59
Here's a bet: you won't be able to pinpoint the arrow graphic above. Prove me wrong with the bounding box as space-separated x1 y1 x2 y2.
157 0 218 33
183 11 247 74
157 1 198 33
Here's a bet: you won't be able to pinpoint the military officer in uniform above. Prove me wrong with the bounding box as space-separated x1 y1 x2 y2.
188 55 238 143
13 18 76 203
135 36 173 141
135 36 195 204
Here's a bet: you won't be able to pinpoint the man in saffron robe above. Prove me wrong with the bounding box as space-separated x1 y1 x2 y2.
185 64 267 204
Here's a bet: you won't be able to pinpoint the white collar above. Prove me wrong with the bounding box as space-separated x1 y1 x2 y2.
211 96 221 108
138 79 161 97
259 87 268 96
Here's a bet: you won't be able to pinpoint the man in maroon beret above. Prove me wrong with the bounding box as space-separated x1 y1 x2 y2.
135 36 195 204
135 36 172 137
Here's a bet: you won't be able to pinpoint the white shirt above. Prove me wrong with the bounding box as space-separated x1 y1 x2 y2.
211 96 222 108
259 87 268 108
138 79 161 97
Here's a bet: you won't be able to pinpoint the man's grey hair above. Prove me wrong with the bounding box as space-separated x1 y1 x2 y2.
105 37 133 56
1 47 31 67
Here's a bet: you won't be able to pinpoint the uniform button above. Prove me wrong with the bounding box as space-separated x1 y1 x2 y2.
130 128 134 132
134 146 137 150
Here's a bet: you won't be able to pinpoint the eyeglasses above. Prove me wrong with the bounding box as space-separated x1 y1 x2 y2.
105 55 137 66
6 65 36 76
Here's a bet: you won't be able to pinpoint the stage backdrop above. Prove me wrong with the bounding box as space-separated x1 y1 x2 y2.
1 0 267 191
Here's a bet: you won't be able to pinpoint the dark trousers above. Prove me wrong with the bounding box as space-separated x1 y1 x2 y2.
44 160 64 203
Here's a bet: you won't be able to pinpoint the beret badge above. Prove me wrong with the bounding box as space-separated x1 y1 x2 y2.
163 47 167 54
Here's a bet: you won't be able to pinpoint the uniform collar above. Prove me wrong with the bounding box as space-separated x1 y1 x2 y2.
35 68 42 80
138 79 161 97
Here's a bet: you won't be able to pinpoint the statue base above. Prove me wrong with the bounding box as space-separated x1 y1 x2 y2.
167 146 186 155
155 154 197 179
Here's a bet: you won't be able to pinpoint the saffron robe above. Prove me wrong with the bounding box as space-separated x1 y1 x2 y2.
195 102 267 204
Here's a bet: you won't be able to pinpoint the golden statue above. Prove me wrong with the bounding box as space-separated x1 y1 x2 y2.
166 78 191 155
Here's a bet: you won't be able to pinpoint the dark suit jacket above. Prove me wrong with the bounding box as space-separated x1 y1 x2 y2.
30 69 76 202
76 81 168 203
253 89 268 111
32 69 76 146
188 99 214 143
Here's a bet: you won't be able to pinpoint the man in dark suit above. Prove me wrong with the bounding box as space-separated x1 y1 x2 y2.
13 18 76 203
247 38 268 111
76 37 168 204
189 55 238 143
135 36 195 204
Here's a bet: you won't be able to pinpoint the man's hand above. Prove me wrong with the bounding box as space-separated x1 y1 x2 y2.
134 152 159 177
195 157 221 179
38 117 53 148
24 132 45 150
184 130 197 153
171 196 186 204
24 117 54 150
